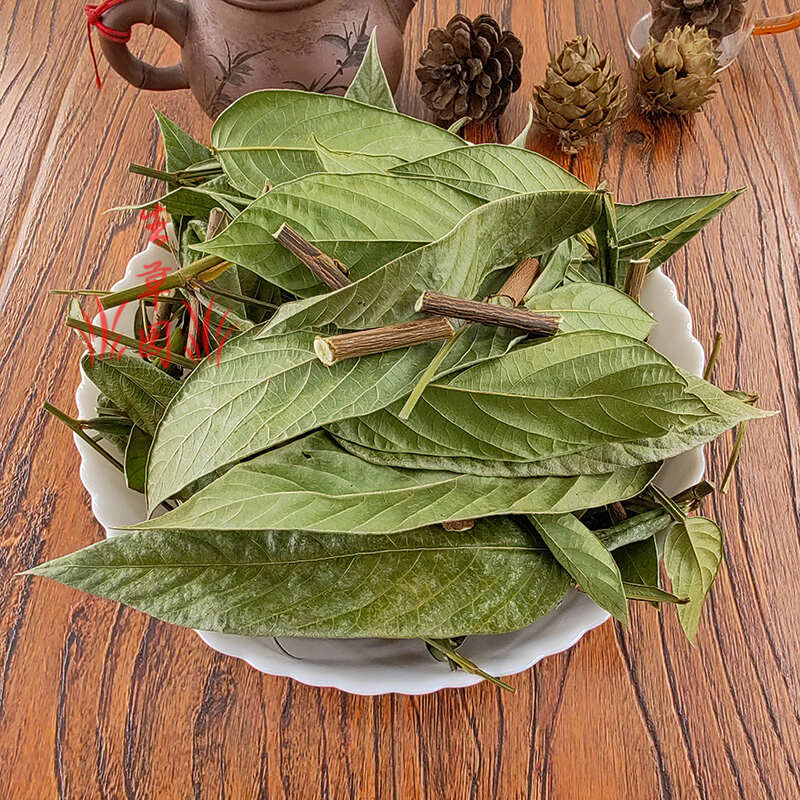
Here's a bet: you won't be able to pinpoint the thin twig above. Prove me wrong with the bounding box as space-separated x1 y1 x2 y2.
417 291 561 335
44 402 124 472
314 317 455 366
721 421 749 494
273 223 351 290
703 331 724 381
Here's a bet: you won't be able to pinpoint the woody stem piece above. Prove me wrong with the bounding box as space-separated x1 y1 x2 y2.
416 291 560 335
314 317 455 366
273 223 351 290
623 258 648 301
491 257 541 306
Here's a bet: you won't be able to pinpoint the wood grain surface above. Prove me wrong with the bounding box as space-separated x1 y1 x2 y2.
1 1 799 797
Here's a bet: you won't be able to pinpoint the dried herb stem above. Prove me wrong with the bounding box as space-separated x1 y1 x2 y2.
44 402 124 472
128 163 221 185
649 485 687 523
624 259 648 301
187 279 278 310
721 421 749 494
400 259 542 421
416 291 561 335
314 317 455 366
273 223 351 290
206 208 230 240
703 331 724 381
99 255 229 310
422 638 514 692
442 519 476 532
490 257 541 306
66 314 197 370
397 325 467 420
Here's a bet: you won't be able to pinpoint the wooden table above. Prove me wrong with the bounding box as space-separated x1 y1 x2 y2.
1 1 799 797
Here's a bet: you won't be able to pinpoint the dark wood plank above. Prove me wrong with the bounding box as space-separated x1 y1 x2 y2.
1 1 799 797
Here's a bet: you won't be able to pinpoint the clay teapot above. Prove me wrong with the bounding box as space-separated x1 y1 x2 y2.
91 0 416 118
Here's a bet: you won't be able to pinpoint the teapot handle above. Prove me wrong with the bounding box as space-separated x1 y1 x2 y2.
95 0 189 91
753 10 800 35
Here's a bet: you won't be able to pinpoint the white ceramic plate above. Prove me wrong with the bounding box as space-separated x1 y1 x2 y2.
74 238 705 695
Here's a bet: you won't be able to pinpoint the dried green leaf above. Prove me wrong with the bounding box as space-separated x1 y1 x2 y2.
27 517 570 639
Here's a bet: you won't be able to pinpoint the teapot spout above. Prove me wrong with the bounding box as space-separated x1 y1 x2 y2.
387 0 417 29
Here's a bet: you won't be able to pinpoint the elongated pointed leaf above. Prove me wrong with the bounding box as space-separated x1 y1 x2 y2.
124 426 151 494
613 190 743 277
509 104 534 148
212 90 464 196
525 282 654 338
27 518 571 638
133 433 657 534
615 538 659 588
664 516 724 641
155 110 212 173
531 513 628 624
81 352 180 436
329 362 769 476
330 331 706 466
392 143 587 199
344 29 396 111
623 583 687 604
146 191 602 508
194 173 484 295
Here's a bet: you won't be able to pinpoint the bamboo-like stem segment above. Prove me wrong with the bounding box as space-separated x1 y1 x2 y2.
99 255 229 310
416 291 560 335
623 258 648 301
273 223 350 290
314 317 455 366
66 315 197 369
490 257 541 306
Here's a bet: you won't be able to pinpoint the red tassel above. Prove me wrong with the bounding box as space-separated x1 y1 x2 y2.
84 0 132 89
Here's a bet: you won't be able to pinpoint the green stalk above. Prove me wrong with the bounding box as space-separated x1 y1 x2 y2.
422 638 514 692
649 486 687 523
398 325 468 420
99 255 228 310
721 421 749 494
703 331 724 381
44 402 124 472
188 278 279 311
65 315 197 370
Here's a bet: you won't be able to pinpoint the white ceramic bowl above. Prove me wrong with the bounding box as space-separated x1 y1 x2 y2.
74 238 705 695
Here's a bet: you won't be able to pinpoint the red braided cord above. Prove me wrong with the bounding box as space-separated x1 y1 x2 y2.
84 0 133 89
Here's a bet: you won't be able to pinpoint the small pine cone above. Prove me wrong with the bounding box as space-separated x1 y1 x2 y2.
636 25 720 116
533 36 627 154
649 0 747 40
416 13 523 126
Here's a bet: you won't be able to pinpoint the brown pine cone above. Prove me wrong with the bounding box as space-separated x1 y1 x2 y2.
636 25 720 115
649 0 747 40
416 14 523 126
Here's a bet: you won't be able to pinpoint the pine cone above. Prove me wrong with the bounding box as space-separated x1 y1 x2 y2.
533 36 627 154
416 14 523 126
636 25 719 115
649 0 747 40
